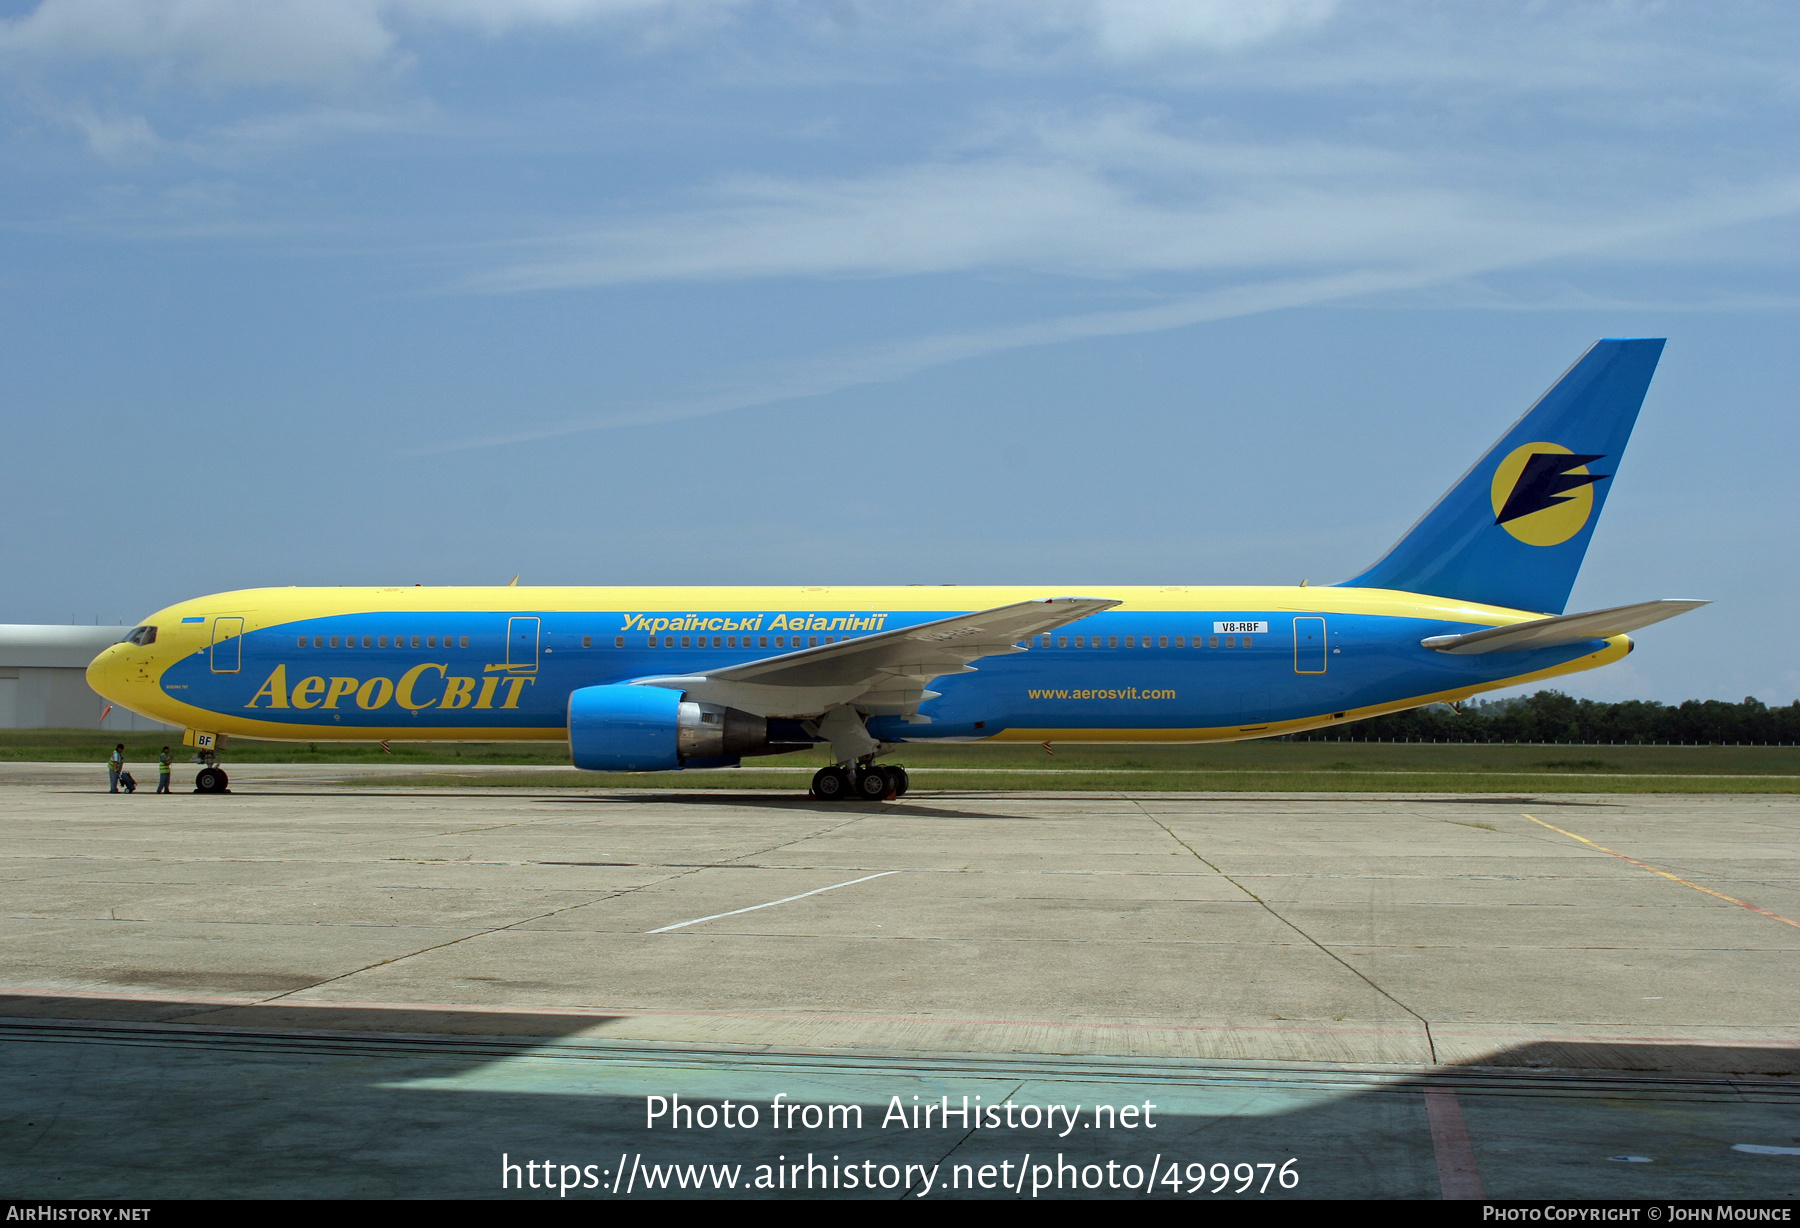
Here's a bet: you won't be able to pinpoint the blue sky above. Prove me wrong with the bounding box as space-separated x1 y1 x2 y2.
2 0 1795 703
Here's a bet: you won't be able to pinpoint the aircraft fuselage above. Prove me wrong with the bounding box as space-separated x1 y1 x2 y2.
87 584 1626 748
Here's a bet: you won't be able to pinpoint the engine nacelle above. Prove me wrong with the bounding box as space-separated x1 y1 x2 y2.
567 683 772 771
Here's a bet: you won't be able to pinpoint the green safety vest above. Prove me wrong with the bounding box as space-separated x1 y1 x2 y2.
159 755 171 775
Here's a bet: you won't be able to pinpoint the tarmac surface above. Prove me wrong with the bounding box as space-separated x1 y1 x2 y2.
2 762 1797 1200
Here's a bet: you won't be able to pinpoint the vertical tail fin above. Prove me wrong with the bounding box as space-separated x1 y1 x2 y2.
1338 338 1664 613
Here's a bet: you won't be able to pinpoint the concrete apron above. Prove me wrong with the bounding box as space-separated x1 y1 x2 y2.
1 777 1796 1196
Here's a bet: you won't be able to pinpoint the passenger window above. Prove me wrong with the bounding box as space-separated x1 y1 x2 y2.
681 636 691 648
760 636 769 648
314 637 323 648
1243 635 1254 647
1057 636 1067 648
378 636 387 648
714 636 723 647
458 635 468 648
775 637 785 647
1125 636 1134 648
410 636 420 648
1175 636 1185 648
296 637 305 648
359 636 369 648
614 636 624 648
1208 636 1218 648
1107 636 1118 648
330 636 340 648
647 636 657 647
1226 636 1235 648
427 636 436 648
809 636 818 647
582 636 592 648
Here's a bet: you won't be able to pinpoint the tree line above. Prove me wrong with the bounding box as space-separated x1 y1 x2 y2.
1286 690 1800 744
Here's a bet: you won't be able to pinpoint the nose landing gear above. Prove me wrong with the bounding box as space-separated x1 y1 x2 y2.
192 751 230 794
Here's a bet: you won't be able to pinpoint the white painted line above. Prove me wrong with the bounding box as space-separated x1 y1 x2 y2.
1733 1144 1800 1156
645 871 901 934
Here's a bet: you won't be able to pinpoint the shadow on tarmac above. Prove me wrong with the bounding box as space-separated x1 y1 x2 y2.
2 992 1796 1201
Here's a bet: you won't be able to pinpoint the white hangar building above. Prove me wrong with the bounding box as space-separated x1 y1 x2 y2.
0 625 174 731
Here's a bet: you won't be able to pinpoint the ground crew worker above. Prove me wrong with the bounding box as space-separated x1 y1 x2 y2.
157 747 172 794
108 744 124 794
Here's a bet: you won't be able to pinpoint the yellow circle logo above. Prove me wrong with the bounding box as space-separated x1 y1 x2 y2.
1490 442 1608 546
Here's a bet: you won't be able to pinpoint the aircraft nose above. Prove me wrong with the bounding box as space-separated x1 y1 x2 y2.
85 643 130 701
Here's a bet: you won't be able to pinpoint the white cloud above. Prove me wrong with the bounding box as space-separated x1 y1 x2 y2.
478 161 1530 289
423 264 1462 452
426 184 1800 452
0 0 1331 94
0 0 709 88
474 100 1781 293
1076 0 1336 58
394 0 708 32
64 106 162 159
0 0 400 87
436 136 1800 449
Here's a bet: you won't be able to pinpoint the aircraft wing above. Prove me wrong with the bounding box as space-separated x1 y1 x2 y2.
1420 598 1708 655
635 596 1121 719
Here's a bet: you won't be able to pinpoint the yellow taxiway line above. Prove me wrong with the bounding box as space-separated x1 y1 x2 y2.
1523 813 1800 930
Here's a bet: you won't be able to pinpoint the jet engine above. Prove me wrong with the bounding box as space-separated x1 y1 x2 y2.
567 683 783 771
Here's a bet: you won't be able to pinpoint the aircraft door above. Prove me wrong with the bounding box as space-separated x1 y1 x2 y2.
506 617 540 672
1293 617 1326 674
211 617 244 673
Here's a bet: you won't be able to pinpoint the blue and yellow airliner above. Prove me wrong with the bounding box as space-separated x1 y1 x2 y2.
88 339 1705 797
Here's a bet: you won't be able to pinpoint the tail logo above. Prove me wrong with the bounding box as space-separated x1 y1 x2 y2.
1490 442 1610 546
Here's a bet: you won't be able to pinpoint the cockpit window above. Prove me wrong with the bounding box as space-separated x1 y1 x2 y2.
123 626 157 646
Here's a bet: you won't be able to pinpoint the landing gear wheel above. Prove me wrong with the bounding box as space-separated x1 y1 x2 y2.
811 766 850 801
194 767 229 794
887 766 909 797
853 767 890 800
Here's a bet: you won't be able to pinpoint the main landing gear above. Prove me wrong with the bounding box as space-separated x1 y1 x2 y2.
811 762 909 802
807 706 906 801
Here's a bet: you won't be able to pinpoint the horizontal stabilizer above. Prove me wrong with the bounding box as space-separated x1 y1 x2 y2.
1421 599 1708 655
